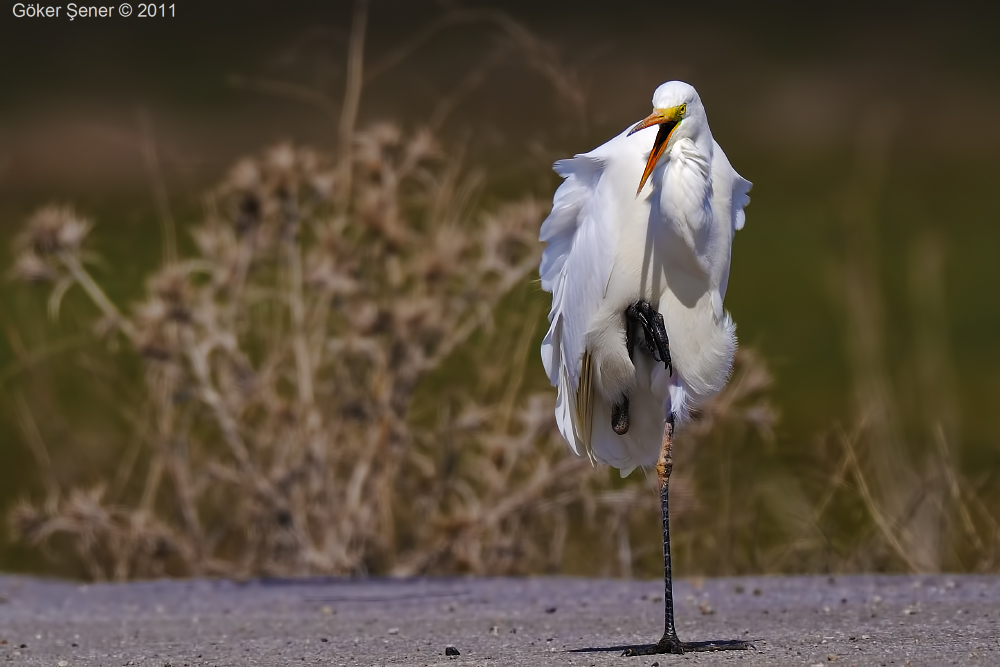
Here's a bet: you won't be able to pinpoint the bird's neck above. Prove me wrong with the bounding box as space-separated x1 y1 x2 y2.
658 137 711 184
670 121 712 158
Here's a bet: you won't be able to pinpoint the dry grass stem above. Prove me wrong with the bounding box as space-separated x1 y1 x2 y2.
10 13 990 582
8 123 775 579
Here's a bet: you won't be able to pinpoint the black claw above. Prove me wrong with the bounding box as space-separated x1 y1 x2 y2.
611 395 630 435
616 301 671 438
625 301 672 375
649 311 672 376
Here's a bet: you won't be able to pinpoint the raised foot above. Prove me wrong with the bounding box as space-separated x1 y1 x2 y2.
622 638 751 656
624 301 672 375
612 395 630 435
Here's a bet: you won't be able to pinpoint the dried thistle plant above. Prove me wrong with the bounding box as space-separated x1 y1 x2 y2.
7 127 778 580
7 128 530 578
5 1 788 581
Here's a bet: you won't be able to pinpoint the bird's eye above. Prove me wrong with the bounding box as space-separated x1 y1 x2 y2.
679 103 687 117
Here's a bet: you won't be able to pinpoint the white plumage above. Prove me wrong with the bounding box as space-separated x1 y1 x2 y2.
540 81 751 476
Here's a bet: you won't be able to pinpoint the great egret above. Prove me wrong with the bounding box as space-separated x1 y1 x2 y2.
539 81 752 655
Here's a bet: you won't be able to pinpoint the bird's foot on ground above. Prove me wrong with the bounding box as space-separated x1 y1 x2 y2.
625 301 672 375
622 637 751 656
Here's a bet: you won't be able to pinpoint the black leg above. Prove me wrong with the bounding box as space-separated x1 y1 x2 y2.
623 417 751 657
613 303 644 436
614 300 671 436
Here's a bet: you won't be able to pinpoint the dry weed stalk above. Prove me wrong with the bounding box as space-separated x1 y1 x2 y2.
772 109 1000 574
6 128 536 578
6 2 785 580
6 131 776 579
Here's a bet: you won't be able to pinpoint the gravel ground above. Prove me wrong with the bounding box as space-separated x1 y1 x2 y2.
0 574 997 666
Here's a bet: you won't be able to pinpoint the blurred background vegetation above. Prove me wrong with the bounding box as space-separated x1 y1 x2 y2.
1 0 999 579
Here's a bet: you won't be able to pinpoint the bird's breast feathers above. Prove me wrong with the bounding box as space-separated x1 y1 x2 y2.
657 140 715 243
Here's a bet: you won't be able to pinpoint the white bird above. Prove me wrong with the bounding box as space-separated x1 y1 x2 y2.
539 81 751 655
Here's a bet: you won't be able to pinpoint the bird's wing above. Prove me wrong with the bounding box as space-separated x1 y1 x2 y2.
711 140 751 302
539 153 616 458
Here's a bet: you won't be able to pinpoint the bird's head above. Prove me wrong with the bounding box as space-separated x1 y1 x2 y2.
628 81 706 194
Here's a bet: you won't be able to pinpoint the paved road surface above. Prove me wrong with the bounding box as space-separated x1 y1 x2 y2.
1 574 997 666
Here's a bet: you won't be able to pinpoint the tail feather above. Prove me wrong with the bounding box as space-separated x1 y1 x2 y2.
575 350 597 465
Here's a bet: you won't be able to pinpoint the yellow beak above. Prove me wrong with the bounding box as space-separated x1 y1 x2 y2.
628 106 683 194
